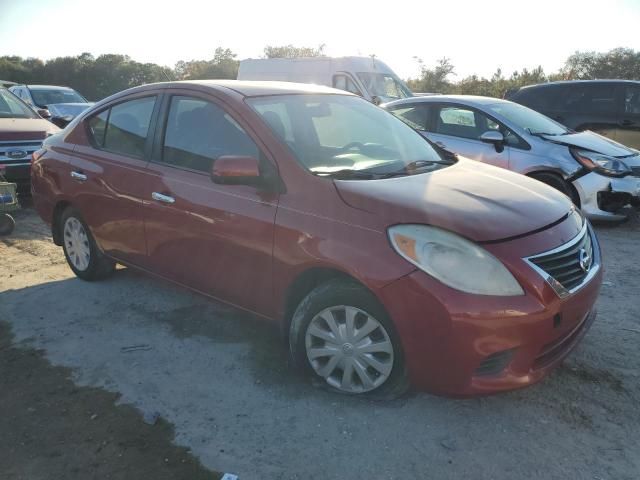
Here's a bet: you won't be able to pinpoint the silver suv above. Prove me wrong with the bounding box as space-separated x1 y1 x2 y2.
383 95 640 221
8 84 92 127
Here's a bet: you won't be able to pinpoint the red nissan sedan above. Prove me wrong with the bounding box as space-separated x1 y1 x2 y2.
31 81 602 397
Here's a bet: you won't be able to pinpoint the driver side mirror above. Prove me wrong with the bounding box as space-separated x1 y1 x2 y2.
479 130 505 153
211 155 261 186
37 108 52 119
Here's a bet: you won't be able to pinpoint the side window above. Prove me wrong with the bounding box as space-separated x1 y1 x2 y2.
516 86 563 111
435 106 482 139
251 101 294 143
103 96 156 158
87 110 109 147
435 105 520 146
332 75 363 96
160 95 259 172
388 104 430 131
623 85 640 115
563 84 617 115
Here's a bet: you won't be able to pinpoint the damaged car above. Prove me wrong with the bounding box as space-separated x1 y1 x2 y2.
9 84 92 128
384 95 640 221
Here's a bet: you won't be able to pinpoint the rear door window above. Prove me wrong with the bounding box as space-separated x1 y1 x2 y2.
387 104 430 131
87 110 109 147
103 97 157 158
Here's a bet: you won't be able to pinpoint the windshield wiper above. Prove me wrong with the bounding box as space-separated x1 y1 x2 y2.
312 169 380 180
378 160 447 178
526 128 571 137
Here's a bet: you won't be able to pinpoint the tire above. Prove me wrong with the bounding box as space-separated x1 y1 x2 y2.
289 279 408 399
530 172 579 206
60 207 115 281
0 214 15 236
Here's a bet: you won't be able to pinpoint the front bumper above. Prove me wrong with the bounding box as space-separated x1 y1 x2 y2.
378 218 602 396
572 171 640 221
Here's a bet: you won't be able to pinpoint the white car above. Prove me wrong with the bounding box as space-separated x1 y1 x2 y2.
384 95 640 221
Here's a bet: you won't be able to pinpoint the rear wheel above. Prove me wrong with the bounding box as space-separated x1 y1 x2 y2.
289 279 408 398
60 207 115 281
530 172 580 206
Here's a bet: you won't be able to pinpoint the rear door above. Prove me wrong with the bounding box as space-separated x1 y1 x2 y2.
425 103 511 169
69 93 160 266
142 90 279 314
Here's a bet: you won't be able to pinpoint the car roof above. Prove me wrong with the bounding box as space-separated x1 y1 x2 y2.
179 80 351 97
383 95 509 108
23 85 77 90
122 80 352 98
519 79 640 91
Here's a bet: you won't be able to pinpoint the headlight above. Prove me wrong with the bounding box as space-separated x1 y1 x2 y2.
571 148 631 177
388 225 524 296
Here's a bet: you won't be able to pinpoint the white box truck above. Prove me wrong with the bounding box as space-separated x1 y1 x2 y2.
237 56 412 104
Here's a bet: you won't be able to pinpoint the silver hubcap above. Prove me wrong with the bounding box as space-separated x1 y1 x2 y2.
305 306 394 394
64 217 90 271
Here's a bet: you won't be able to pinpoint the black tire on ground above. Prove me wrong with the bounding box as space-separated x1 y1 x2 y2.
289 278 409 399
0 213 15 236
530 172 580 206
60 207 115 281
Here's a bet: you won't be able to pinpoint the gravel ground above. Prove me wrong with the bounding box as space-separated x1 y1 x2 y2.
0 206 639 480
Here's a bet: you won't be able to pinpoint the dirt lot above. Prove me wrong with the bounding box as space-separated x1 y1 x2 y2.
1 206 639 480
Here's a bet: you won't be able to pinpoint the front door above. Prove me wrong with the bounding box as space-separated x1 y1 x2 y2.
424 104 511 170
142 91 279 314
68 94 159 266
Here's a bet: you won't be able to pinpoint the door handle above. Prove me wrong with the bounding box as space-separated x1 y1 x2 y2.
70 171 87 181
151 192 175 204
435 141 447 148
620 119 635 126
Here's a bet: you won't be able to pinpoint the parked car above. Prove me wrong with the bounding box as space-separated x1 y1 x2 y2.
0 87 59 194
237 56 412 104
383 95 640 221
9 84 92 128
32 81 602 397
507 80 640 150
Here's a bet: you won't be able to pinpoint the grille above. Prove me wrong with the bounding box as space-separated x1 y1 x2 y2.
0 140 43 165
525 223 597 297
630 166 640 177
474 349 515 377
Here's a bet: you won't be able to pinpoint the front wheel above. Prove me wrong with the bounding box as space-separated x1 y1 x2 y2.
60 207 115 281
289 279 408 398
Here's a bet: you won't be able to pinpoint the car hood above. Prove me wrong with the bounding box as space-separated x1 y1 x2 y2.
542 131 636 158
334 158 573 243
46 102 93 118
0 118 59 140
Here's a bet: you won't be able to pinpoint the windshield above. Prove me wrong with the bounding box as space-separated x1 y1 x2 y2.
30 88 87 107
487 102 569 136
0 89 37 119
248 94 448 178
356 72 412 100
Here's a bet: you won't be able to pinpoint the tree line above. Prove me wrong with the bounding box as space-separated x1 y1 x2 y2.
407 48 640 97
1 46 638 101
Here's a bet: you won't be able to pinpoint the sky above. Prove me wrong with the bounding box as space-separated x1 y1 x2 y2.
1 0 640 80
